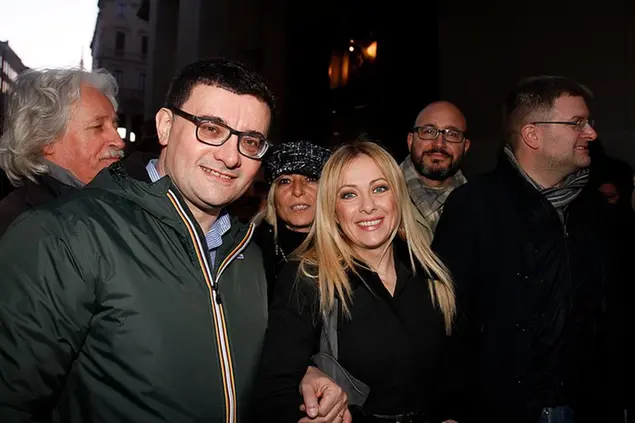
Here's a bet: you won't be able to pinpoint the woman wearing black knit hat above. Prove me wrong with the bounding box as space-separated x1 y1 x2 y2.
253 140 332 301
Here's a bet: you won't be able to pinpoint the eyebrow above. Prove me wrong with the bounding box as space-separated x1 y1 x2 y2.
197 113 266 137
87 115 114 125
198 113 227 124
338 178 388 190
421 123 464 131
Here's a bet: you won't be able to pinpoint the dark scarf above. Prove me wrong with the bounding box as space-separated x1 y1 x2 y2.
503 144 589 211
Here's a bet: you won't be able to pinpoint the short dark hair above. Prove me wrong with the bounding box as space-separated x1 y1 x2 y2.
504 75 593 146
164 57 276 113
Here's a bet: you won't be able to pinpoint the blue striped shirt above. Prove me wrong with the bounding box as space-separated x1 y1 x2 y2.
146 159 231 268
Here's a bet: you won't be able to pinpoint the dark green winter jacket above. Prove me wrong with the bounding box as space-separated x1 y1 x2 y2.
0 161 268 423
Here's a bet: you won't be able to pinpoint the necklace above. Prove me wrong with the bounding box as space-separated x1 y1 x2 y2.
275 242 288 262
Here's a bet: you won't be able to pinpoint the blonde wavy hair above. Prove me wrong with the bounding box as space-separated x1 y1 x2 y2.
296 141 456 334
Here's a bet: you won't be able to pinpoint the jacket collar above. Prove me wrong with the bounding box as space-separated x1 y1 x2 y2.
87 157 252 260
23 174 78 209
348 237 417 301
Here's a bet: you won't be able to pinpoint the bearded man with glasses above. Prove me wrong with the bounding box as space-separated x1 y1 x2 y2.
401 101 471 234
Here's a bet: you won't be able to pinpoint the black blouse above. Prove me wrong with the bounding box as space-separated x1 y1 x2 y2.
253 240 458 422
253 220 308 302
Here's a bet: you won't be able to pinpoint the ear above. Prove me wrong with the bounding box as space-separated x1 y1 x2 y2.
463 137 471 154
42 141 56 156
407 132 414 152
519 124 540 150
155 108 172 146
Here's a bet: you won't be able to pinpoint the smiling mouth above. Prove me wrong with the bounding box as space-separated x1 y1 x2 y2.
291 204 310 211
201 166 235 180
357 218 383 227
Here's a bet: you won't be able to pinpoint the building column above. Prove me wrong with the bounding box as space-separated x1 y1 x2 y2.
145 0 179 119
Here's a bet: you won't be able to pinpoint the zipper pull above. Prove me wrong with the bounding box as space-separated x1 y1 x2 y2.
213 283 223 304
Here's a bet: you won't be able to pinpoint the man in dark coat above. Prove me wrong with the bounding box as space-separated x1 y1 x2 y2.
0 68 125 236
433 76 626 423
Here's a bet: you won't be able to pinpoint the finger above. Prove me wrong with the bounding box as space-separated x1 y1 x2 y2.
299 382 320 418
342 409 353 423
298 413 344 423
317 399 347 423
316 386 346 417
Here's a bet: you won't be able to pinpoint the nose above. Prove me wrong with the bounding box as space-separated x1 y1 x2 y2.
359 193 376 214
583 124 598 141
431 132 446 147
112 132 125 149
107 122 125 149
292 179 306 197
213 135 241 169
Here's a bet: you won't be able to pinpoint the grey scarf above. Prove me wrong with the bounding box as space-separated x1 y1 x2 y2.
400 155 467 233
44 159 86 189
503 144 589 211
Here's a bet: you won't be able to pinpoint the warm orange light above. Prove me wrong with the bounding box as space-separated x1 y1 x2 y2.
341 54 349 85
364 41 377 59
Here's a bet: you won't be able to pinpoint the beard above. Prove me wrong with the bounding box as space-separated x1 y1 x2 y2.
412 147 462 181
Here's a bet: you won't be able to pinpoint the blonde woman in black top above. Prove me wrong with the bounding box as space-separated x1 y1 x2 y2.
254 141 460 423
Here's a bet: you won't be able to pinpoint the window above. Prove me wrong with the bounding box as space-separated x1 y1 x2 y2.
115 31 126 56
138 73 146 91
329 52 349 89
116 2 125 17
113 70 123 86
329 41 378 90
141 35 148 56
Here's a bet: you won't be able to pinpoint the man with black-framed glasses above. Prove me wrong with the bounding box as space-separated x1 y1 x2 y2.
401 101 470 234
0 58 349 423
433 76 628 423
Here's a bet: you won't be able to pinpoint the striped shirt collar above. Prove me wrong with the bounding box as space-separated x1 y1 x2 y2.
145 159 231 254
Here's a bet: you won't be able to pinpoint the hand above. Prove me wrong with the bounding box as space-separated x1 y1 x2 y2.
297 366 351 423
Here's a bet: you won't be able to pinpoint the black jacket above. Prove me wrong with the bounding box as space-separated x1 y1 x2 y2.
432 157 623 423
0 153 155 238
253 240 456 422
0 173 77 237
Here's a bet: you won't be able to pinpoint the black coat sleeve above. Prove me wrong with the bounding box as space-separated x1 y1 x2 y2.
252 261 321 422
432 187 482 422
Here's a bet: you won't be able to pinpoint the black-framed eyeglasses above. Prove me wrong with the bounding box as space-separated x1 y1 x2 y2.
411 126 467 144
531 118 594 132
168 106 270 160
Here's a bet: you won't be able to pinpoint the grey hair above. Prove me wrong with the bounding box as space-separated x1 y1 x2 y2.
0 68 119 186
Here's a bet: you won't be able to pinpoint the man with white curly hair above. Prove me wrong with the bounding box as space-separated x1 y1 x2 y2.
0 67 125 235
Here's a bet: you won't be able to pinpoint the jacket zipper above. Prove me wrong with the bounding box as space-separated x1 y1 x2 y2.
167 190 253 423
